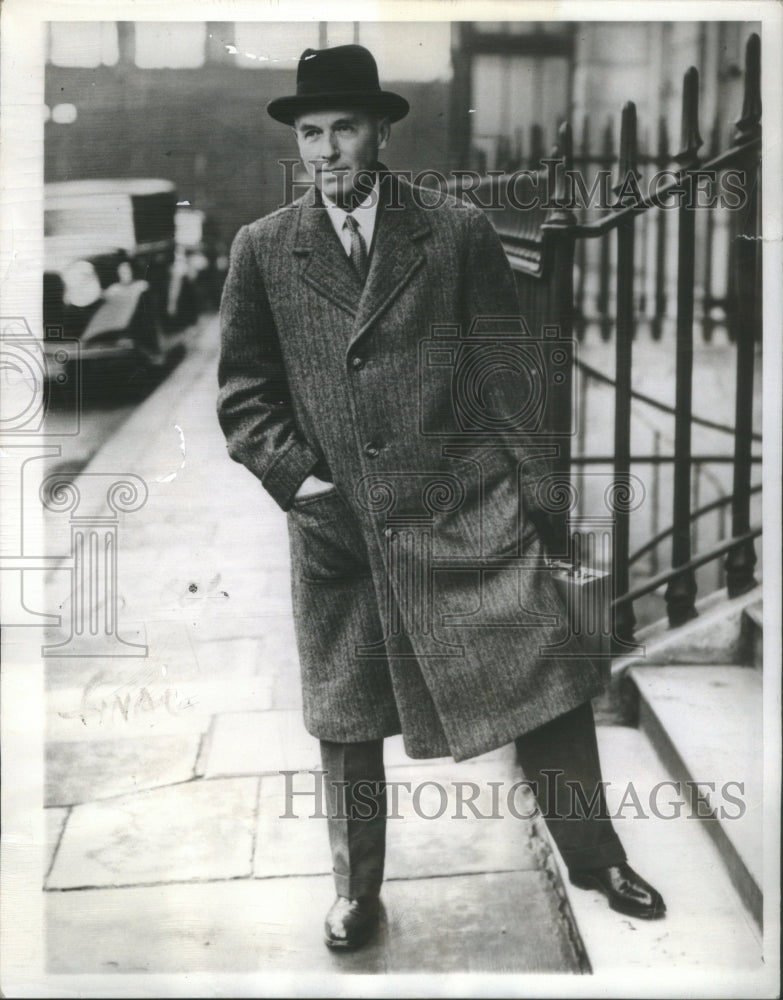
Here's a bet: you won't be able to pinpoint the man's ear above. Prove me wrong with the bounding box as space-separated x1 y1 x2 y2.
376 117 391 150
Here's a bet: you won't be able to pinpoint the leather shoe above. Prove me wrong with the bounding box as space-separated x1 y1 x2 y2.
569 862 666 919
324 895 380 950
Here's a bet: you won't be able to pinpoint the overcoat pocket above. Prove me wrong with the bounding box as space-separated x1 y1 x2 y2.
435 445 539 559
287 488 372 582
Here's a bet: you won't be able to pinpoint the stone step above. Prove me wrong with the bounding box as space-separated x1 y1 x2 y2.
742 598 763 669
628 664 762 926
546 723 763 977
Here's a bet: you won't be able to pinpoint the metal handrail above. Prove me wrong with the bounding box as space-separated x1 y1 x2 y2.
571 454 761 464
486 133 761 248
574 358 763 442
569 136 761 239
484 33 762 636
628 483 763 565
612 527 762 608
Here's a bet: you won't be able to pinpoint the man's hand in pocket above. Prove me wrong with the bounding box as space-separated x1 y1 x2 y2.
295 474 335 500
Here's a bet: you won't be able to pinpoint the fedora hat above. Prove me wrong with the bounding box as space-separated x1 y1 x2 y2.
267 44 409 125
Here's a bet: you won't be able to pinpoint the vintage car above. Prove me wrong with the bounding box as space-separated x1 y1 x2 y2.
43 178 195 372
174 205 228 315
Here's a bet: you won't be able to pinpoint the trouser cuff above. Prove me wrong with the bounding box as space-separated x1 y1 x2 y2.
561 838 627 874
333 870 383 900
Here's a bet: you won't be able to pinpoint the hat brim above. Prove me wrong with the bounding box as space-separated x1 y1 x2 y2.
267 90 409 125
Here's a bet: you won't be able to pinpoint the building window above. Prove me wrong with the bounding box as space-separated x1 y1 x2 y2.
232 23 319 68
358 23 453 81
473 21 572 36
134 22 206 68
451 22 574 170
325 22 358 47
470 53 570 166
231 21 452 79
48 22 119 67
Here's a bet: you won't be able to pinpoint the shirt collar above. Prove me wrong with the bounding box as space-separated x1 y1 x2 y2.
322 179 380 238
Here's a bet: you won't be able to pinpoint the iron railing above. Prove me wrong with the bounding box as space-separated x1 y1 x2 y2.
478 33 762 645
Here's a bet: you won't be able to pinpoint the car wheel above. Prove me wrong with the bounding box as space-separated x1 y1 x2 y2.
130 289 167 368
174 276 200 330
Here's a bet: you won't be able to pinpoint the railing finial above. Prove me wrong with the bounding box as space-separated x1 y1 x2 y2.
677 66 703 166
620 102 638 175
580 113 591 156
734 32 761 141
544 120 576 228
529 122 544 169
556 119 574 173
614 102 640 204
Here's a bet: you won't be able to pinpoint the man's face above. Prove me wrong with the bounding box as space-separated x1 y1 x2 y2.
293 109 390 207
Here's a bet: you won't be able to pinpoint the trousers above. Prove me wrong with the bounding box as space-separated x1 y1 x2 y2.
319 700 626 898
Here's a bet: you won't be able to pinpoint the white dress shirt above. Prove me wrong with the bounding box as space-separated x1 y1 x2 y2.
322 180 380 258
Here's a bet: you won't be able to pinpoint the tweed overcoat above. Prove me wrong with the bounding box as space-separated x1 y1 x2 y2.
217 173 604 762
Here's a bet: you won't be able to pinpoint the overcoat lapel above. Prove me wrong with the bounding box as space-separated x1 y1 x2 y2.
291 186 363 316
352 175 431 346
289 175 432 338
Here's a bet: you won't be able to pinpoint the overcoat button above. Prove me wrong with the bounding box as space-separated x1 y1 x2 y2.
350 356 365 371
364 443 380 458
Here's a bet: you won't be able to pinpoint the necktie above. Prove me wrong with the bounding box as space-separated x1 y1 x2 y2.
343 214 369 282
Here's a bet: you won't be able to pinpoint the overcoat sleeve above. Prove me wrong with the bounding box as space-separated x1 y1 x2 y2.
216 225 323 511
462 206 555 518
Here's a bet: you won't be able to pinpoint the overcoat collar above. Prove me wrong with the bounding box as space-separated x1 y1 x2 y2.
290 168 432 343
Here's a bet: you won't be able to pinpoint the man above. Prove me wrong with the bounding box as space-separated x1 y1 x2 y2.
217 43 664 951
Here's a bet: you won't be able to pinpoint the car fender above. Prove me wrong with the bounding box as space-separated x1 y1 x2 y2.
81 280 150 343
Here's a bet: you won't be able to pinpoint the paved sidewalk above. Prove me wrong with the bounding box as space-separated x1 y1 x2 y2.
42 317 584 977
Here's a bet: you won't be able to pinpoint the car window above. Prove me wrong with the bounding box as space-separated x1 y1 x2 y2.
131 190 178 246
45 194 135 250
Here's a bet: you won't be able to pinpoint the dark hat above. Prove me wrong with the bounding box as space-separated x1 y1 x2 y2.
267 44 409 125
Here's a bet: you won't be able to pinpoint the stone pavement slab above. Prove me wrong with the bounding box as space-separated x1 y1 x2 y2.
45 807 68 880
202 710 322 778
190 626 303 713
382 871 579 973
45 870 580 974
44 617 202 708
47 776 258 889
46 734 201 806
252 759 541 881
252 775 330 879
382 761 540 881
46 670 211 744
46 618 295 742
44 876 385 975
203 710 518 780
185 615 286 645
190 631 297 681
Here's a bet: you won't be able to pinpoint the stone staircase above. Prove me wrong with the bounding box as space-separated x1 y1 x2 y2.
541 585 769 978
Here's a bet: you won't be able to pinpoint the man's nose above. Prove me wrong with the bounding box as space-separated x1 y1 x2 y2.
314 132 339 161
